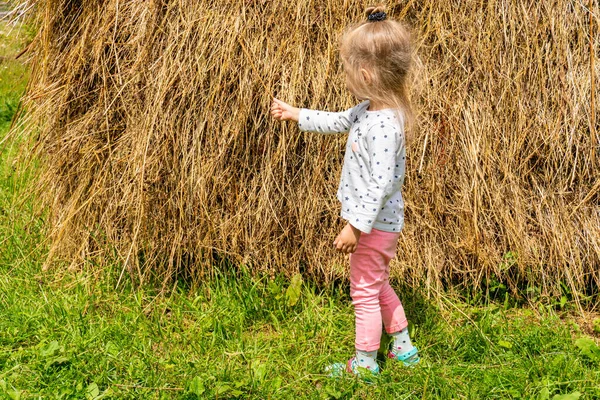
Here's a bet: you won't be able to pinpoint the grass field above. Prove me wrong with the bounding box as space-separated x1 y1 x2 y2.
1 21 600 400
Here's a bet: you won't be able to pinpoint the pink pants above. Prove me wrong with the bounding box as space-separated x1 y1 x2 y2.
350 228 408 352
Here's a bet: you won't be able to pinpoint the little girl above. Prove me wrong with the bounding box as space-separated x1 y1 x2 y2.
270 5 419 376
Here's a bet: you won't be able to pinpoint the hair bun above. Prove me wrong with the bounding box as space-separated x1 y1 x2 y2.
365 5 387 21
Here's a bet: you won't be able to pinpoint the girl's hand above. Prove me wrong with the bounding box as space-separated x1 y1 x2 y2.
271 98 300 122
334 223 362 254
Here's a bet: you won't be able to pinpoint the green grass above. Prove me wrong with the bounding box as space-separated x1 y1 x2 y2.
0 21 29 131
1 254 600 399
1 20 600 400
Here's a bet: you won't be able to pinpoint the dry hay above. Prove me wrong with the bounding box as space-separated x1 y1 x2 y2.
11 0 600 298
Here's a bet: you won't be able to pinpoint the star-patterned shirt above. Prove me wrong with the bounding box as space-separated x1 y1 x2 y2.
298 101 406 234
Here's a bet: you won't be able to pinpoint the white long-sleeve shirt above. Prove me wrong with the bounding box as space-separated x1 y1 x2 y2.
298 100 406 234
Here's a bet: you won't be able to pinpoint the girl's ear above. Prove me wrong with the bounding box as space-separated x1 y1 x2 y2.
360 68 372 84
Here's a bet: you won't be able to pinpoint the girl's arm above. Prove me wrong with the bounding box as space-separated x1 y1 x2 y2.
271 98 367 134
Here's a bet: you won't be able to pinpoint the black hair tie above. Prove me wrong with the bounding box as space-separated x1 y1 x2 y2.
368 12 387 22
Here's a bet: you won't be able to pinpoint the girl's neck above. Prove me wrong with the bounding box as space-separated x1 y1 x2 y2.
367 99 391 111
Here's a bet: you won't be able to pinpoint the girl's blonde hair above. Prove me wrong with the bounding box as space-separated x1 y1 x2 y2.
340 5 414 132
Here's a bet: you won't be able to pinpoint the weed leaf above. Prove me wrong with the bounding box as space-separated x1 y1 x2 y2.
593 318 600 334
7 390 20 400
271 376 282 390
40 341 61 358
286 273 303 307
252 361 267 382
323 385 342 399
574 337 600 361
105 341 119 357
538 388 550 400
188 377 205 396
45 356 70 370
0 380 21 400
85 383 100 400
215 384 231 395
552 392 581 400
559 296 567 308
268 280 281 295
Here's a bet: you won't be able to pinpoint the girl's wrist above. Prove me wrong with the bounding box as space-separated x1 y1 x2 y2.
292 107 300 122
348 223 362 237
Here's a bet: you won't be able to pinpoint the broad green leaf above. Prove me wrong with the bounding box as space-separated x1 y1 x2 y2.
105 341 119 357
85 383 100 400
267 280 281 295
7 390 20 400
40 341 60 358
286 273 303 307
188 376 205 396
324 386 343 399
498 340 512 349
552 392 581 400
538 388 550 400
45 356 70 370
574 337 600 361
559 296 567 308
215 384 231 395
252 361 267 382
271 376 282 390
234 379 249 388
593 318 600 334
508 389 521 398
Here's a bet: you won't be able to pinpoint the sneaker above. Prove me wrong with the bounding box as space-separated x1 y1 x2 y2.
387 346 420 366
325 356 380 380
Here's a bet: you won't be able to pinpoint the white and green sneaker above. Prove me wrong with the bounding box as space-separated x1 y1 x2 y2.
325 356 380 381
387 345 420 366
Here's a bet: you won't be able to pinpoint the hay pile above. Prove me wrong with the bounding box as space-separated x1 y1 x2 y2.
16 0 599 297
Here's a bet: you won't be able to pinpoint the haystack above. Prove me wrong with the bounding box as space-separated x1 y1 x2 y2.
14 0 600 298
